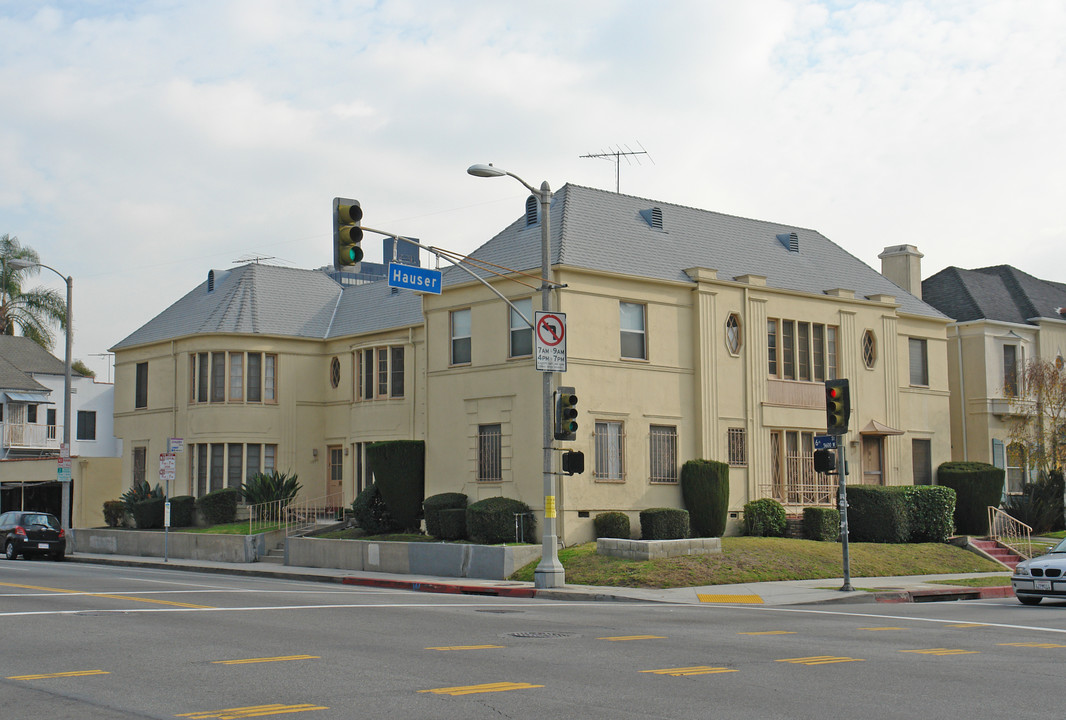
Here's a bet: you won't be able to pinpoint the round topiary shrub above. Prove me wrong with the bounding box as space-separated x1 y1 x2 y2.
423 492 468 539
743 498 786 537
466 497 536 544
438 508 468 541
350 482 400 536
936 461 1004 535
168 495 196 528
197 487 240 526
593 511 631 539
131 497 165 529
639 508 690 540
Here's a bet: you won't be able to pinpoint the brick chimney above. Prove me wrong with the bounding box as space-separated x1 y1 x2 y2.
878 245 924 299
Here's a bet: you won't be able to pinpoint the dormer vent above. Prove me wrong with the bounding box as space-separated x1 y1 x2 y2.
525 195 538 226
639 207 664 230
777 232 799 253
208 270 216 292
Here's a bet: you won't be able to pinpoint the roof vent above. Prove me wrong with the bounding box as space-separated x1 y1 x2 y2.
208 270 216 292
525 195 538 226
777 232 799 253
639 207 664 230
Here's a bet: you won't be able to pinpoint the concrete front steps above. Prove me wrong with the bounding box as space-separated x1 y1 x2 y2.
970 538 1025 570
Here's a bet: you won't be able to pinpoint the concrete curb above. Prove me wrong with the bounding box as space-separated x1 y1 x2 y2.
874 585 1014 603
340 576 536 598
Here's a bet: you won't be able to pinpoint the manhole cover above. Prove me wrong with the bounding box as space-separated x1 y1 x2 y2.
508 631 575 639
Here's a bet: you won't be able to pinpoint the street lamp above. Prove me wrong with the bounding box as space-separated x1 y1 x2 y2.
9 259 73 531
467 163 565 589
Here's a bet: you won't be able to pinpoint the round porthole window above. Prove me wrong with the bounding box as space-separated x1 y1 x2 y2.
725 313 742 355
330 356 341 388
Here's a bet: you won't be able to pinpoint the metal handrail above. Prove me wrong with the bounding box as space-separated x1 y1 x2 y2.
249 493 343 537
987 506 1033 559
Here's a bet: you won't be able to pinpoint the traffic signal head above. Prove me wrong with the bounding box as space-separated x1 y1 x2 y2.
825 379 850 435
333 197 363 268
554 386 578 441
561 450 585 475
813 449 836 474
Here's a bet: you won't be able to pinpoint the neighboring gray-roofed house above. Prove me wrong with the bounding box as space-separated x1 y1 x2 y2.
923 265 1066 325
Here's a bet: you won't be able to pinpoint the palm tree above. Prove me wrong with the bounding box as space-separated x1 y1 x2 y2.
0 234 67 351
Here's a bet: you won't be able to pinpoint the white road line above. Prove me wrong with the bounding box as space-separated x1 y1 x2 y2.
0 600 607 617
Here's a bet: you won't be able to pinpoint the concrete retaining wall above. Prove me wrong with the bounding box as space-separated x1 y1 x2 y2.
597 537 722 560
286 537 541 580
72 528 286 563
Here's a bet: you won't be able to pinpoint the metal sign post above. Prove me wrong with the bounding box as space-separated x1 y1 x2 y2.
159 453 176 562
836 438 852 591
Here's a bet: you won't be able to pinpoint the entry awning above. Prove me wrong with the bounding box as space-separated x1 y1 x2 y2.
4 392 54 404
859 419 904 436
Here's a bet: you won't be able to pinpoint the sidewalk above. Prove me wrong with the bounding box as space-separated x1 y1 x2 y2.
63 552 1016 606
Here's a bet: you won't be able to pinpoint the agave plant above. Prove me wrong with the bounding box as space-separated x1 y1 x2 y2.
120 480 165 512
240 471 301 506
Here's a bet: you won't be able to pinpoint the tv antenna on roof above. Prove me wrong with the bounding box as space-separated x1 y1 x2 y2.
232 254 276 265
580 142 654 192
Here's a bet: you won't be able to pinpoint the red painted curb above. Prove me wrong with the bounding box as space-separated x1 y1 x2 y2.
875 585 1014 603
341 576 537 598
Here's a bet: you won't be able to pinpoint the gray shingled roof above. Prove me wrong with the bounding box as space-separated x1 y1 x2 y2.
0 336 73 376
112 263 424 350
447 184 946 319
922 265 1066 324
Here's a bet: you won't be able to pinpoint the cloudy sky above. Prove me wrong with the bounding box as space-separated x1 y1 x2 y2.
2 0 1064 379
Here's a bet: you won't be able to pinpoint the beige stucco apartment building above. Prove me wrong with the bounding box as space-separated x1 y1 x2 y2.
111 185 951 543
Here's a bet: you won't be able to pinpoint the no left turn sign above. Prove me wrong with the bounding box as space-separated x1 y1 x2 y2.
535 311 566 372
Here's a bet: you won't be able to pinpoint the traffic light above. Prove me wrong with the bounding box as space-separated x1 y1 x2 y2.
554 386 578 441
825 379 850 436
562 450 585 475
813 449 836 474
333 197 363 268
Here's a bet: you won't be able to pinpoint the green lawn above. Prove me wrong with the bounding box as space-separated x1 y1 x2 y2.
510 537 1007 588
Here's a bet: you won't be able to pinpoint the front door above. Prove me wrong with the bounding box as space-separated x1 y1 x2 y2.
862 436 884 485
327 445 343 506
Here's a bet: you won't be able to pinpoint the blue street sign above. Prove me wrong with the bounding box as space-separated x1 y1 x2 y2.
814 435 837 450
387 263 442 294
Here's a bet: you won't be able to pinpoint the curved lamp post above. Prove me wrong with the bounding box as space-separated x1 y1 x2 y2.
9 259 73 531
467 163 564 589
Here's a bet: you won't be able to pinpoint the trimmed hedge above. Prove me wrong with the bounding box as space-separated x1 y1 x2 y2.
466 497 536 544
937 462 1004 535
131 497 165 529
197 487 239 526
680 459 730 537
367 441 425 532
423 492 468 539
743 498 786 537
903 485 955 542
594 511 631 539
350 482 400 536
803 507 839 541
639 508 689 540
438 508 468 541
103 500 126 528
168 495 196 528
846 486 911 542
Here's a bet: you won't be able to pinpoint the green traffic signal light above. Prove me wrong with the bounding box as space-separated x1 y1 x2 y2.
333 197 363 268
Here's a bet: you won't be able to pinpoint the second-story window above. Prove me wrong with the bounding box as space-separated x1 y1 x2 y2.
357 346 405 400
768 319 838 381
620 302 646 360
189 352 276 405
909 338 929 386
135 362 148 408
509 298 533 358
451 309 471 365
1003 344 1019 396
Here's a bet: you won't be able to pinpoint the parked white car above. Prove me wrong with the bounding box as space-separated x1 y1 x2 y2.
1012 539 1066 605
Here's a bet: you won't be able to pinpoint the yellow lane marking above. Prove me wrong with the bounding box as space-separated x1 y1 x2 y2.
739 630 795 635
999 642 1066 648
0 581 214 609
777 656 864 665
945 623 988 628
901 648 980 656
213 655 320 665
698 594 763 604
177 704 328 719
641 666 737 677
8 669 110 680
860 627 907 631
419 682 543 696
426 645 505 651
597 635 666 641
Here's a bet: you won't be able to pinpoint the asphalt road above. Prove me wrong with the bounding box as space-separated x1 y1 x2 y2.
1 559 1063 719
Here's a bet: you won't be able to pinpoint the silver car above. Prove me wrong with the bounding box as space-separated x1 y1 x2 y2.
1012 539 1066 605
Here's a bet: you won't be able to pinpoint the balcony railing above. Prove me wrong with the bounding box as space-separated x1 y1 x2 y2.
1 422 62 450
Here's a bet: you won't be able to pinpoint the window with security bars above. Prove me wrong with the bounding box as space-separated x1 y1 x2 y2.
649 425 678 483
477 424 502 482
595 421 625 481
766 429 833 505
728 428 747 467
